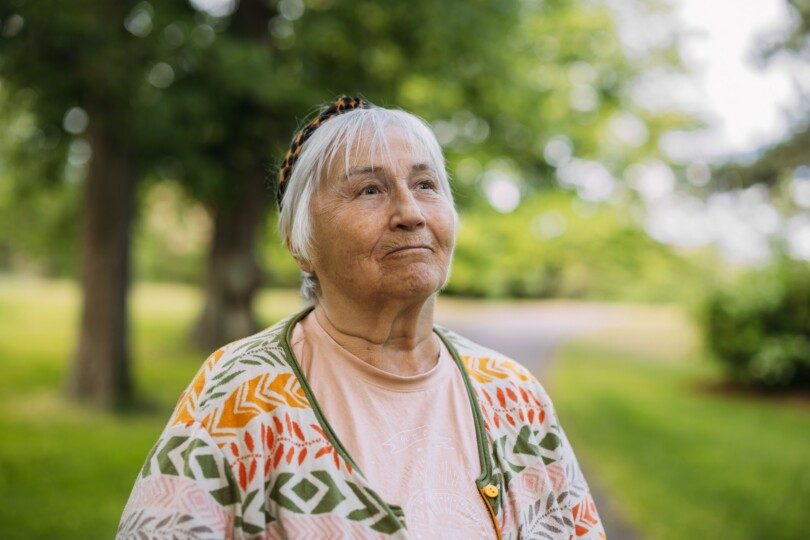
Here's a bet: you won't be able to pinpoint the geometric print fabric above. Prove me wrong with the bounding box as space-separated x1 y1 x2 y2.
118 310 605 539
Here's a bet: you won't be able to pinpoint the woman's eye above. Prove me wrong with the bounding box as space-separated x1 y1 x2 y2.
362 186 379 195
416 180 435 190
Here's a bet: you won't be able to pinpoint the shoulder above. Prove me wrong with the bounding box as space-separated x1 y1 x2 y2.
435 325 560 434
436 330 606 540
170 310 311 429
436 325 548 395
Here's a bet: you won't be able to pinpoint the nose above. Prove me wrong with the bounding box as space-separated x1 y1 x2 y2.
389 188 426 231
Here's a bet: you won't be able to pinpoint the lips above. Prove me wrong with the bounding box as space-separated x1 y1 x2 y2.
386 244 433 256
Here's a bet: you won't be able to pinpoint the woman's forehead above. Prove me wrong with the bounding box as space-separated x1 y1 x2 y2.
331 126 435 175
343 162 433 181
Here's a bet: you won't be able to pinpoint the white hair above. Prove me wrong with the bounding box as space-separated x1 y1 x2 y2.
277 105 456 303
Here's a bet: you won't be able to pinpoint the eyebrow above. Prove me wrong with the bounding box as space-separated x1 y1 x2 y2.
344 163 433 179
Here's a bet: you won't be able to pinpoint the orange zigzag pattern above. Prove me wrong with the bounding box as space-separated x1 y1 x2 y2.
171 348 226 426
461 355 531 384
203 373 309 438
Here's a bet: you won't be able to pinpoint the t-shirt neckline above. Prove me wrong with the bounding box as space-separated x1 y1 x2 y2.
300 311 454 393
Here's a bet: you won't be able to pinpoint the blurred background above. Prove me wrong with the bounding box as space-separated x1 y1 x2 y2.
1 0 809 538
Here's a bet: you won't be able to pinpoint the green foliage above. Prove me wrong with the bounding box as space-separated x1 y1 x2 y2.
263 214 303 288
0 90 79 276
445 191 711 302
0 1 181 145
0 174 80 276
1 0 701 302
1 0 695 210
701 259 810 388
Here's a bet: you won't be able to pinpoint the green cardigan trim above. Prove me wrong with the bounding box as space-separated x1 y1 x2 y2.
434 327 493 488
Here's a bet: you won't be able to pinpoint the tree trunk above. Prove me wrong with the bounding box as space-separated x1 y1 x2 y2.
70 118 135 408
192 170 266 351
191 0 274 352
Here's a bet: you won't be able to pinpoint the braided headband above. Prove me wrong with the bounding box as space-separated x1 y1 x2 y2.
277 96 371 207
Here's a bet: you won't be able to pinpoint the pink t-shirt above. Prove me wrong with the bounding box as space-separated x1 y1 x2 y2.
291 312 495 539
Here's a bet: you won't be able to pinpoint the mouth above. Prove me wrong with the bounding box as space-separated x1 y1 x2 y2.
387 245 433 256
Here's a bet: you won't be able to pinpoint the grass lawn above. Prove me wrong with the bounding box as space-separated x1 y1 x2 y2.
550 307 810 540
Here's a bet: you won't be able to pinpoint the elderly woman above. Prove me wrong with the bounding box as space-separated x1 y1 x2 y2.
119 97 604 539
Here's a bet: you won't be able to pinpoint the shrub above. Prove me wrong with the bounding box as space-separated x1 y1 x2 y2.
701 259 810 388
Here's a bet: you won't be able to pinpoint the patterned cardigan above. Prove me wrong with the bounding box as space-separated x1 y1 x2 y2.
118 309 605 539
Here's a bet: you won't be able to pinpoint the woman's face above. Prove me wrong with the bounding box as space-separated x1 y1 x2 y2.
304 127 456 306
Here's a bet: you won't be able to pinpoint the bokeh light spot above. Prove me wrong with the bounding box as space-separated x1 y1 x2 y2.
790 166 810 209
279 0 305 21
191 24 216 48
63 107 89 135
543 135 573 167
686 162 711 186
533 211 567 239
147 63 175 89
483 171 521 213
68 139 92 167
189 0 237 17
163 24 185 48
609 112 648 147
2 14 24 37
124 2 154 37
626 160 676 202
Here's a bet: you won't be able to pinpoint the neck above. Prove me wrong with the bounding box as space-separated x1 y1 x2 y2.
312 293 440 376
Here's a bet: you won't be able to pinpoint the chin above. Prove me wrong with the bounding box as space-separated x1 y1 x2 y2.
389 267 446 300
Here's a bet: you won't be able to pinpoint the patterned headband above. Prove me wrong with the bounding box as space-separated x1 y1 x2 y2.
277 96 372 207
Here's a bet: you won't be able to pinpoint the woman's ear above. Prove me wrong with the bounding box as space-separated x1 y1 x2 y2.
296 257 314 274
287 239 314 273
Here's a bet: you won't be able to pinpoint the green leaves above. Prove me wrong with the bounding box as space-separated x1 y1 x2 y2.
702 258 810 388
447 190 708 301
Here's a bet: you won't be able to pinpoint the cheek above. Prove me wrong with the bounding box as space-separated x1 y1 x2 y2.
311 220 379 275
445 219 457 248
435 209 457 251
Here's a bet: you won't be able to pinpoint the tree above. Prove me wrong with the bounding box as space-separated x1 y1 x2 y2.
149 3 290 351
0 1 190 406
130 1 325 351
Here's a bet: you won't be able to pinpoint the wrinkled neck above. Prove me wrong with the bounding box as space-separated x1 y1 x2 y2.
311 295 439 376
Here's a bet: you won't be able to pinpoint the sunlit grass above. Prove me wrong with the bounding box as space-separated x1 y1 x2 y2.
550 312 810 540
